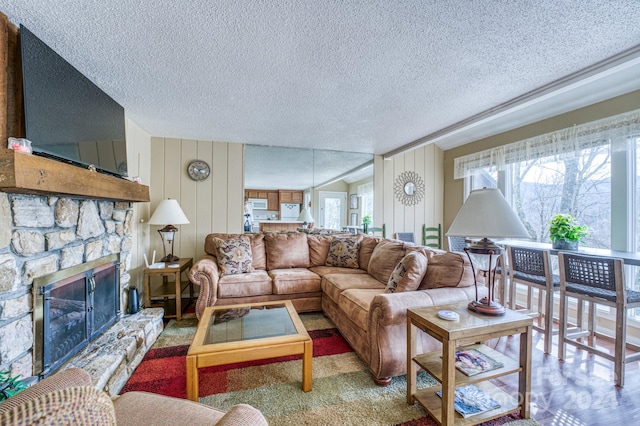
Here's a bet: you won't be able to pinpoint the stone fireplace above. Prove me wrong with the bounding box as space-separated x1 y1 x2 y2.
0 191 162 395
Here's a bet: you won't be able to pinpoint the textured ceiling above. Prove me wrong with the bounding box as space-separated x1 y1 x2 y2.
2 1 640 155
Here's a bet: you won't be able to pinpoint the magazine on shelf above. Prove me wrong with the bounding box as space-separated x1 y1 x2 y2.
454 348 504 376
437 384 501 418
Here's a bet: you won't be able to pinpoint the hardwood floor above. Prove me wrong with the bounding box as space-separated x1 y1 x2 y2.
491 330 640 425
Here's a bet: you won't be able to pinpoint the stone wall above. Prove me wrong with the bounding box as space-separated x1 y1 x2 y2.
0 192 138 379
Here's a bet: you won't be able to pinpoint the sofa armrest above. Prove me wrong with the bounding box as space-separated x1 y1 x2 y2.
216 404 268 426
0 368 92 416
367 286 483 379
188 255 221 320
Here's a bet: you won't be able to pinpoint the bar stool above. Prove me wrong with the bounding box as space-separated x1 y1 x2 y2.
507 246 559 354
558 252 640 387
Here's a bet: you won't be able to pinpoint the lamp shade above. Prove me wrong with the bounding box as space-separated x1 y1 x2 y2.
148 199 190 225
447 188 529 239
297 208 314 223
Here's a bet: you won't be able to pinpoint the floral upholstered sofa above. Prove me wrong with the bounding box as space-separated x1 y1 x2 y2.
189 232 483 385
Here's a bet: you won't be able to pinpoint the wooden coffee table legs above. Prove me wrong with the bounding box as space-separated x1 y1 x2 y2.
185 340 313 401
186 354 198 401
302 339 313 392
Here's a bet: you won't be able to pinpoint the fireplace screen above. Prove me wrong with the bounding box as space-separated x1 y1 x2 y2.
33 254 120 377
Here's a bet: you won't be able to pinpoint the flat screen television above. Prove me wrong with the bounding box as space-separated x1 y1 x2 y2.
20 25 128 178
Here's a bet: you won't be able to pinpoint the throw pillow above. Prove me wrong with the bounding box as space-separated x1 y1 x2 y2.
385 251 428 293
325 237 360 269
212 236 254 276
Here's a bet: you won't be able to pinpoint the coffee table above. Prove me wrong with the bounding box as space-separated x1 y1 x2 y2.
186 300 312 401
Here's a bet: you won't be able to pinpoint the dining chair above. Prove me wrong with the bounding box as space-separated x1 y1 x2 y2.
558 252 640 386
367 224 386 238
447 235 467 253
422 224 442 249
395 232 415 243
507 246 559 354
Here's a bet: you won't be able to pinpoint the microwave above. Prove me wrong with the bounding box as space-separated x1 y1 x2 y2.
249 198 268 210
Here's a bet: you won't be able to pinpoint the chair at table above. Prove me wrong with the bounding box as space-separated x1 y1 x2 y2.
507 246 559 354
447 235 467 253
558 252 640 387
395 232 415 243
367 224 385 238
422 224 442 249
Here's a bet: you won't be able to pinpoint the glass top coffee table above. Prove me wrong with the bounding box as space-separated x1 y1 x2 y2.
186 300 312 401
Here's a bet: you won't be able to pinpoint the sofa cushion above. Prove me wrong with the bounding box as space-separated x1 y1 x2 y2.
205 233 266 270
309 265 368 276
212 236 254 276
321 273 385 305
218 270 272 298
338 288 384 332
419 249 475 289
367 239 407 284
325 237 361 269
269 268 321 294
385 251 428 293
359 235 382 271
265 233 310 270
307 235 333 267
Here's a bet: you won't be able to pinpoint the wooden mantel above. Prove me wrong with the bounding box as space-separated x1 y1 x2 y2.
0 149 150 202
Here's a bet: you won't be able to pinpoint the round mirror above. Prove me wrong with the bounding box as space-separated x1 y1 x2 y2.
394 171 425 206
404 182 416 196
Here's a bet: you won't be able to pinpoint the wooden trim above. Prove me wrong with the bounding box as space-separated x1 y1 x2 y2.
0 148 150 202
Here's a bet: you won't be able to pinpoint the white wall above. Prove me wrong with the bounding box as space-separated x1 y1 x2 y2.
374 144 444 242
125 118 151 289
149 138 244 263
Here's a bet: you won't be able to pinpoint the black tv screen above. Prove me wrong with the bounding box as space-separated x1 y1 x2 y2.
20 25 128 177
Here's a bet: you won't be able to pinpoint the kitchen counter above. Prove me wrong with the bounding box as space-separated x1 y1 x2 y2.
260 220 306 232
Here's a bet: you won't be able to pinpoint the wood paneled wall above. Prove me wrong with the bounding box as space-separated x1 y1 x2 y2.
149 138 244 263
374 144 444 242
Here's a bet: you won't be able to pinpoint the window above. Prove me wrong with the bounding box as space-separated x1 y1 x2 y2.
457 108 640 327
358 182 374 224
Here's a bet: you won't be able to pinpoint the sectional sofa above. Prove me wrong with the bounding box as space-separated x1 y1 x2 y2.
188 232 483 385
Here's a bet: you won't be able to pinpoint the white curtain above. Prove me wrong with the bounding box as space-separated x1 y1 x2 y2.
454 108 640 179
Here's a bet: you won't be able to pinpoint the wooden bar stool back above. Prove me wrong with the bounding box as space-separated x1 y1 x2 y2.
557 252 640 387
507 246 558 354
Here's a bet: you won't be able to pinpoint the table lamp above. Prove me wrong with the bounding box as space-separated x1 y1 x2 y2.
297 208 315 229
447 188 530 315
148 199 190 262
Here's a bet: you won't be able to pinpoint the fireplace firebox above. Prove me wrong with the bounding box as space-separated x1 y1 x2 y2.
33 254 121 377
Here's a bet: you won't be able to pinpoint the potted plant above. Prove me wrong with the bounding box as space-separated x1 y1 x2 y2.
0 370 27 401
549 214 590 250
362 215 372 234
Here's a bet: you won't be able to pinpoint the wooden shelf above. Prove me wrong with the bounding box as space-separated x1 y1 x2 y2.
0 149 149 202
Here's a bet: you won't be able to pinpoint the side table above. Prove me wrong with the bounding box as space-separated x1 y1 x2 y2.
407 302 533 425
143 257 193 321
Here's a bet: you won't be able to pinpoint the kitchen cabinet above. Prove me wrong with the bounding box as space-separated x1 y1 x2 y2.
260 221 302 232
267 192 279 211
279 190 303 204
245 189 270 199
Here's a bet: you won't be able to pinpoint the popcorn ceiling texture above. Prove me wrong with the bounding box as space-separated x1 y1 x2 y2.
2 1 640 153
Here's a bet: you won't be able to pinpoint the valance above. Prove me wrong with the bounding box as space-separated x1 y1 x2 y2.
454 108 640 179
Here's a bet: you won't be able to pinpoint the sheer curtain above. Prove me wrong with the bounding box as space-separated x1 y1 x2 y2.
454 108 640 179
358 182 374 222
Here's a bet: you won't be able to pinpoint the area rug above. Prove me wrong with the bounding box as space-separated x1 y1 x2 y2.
121 313 537 426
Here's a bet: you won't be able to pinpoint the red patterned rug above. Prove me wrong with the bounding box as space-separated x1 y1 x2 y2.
121 313 529 425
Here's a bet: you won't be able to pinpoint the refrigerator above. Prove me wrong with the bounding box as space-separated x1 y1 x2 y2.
280 203 301 220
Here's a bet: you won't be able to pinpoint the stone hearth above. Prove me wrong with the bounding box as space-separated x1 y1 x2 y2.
0 191 158 395
61 307 163 396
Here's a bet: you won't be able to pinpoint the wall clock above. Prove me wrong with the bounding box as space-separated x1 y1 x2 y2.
394 171 425 206
187 160 211 181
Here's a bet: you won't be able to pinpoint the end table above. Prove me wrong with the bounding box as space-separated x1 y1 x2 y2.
407 302 533 425
143 257 193 321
